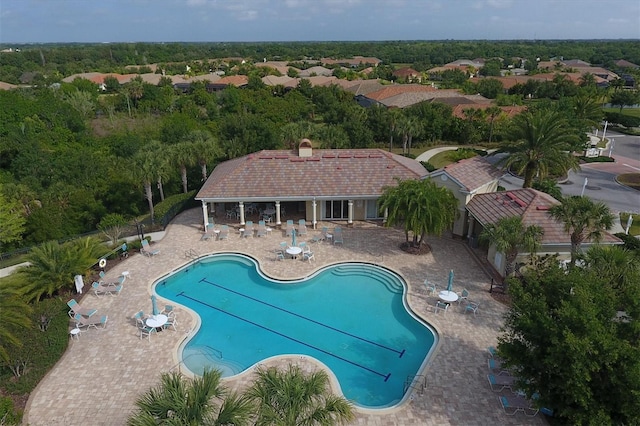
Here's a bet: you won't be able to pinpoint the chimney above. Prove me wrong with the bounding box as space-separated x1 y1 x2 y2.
298 138 313 158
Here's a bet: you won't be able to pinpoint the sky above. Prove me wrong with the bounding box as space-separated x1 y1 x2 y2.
1 0 639 44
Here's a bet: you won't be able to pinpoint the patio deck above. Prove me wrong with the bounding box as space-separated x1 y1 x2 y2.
24 208 546 425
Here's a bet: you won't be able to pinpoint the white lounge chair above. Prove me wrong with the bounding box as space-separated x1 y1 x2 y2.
74 313 108 330
141 239 160 256
67 299 97 318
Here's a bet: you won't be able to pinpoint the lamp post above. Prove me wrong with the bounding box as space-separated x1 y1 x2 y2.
134 219 145 241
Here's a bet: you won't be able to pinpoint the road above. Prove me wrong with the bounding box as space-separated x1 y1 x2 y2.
494 131 640 215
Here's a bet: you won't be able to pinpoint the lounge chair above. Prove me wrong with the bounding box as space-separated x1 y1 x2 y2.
487 374 516 392
333 227 344 245
285 220 294 236
499 395 539 417
141 239 160 256
99 272 126 286
298 223 308 236
256 221 267 237
218 225 229 240
92 281 123 297
67 299 97 318
488 346 499 358
74 313 108 330
488 358 510 375
243 221 254 238
311 234 323 243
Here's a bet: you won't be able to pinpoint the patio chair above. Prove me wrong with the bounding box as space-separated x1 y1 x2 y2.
463 301 480 316
141 239 160 256
499 395 539 417
487 374 516 392
163 316 177 331
200 231 214 241
243 221 254 238
457 288 470 305
302 251 315 263
298 223 308 236
162 305 174 315
424 279 437 296
257 221 267 237
275 250 285 261
434 300 449 314
133 311 146 327
218 225 229 240
311 233 323 243
92 281 114 297
74 313 108 330
67 299 97 318
139 324 157 341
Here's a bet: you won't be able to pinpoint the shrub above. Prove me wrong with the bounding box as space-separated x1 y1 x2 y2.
579 156 615 163
401 153 416 159
614 232 640 251
604 111 640 128
420 161 436 172
447 148 477 162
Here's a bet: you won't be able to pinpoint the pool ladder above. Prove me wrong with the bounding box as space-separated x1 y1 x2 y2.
403 374 427 396
184 248 198 259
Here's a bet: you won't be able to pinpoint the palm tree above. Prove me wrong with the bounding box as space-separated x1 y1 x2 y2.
494 108 581 188
13 237 107 302
184 130 221 181
548 196 615 268
128 369 254 426
148 141 171 202
133 150 160 222
486 106 503 143
0 284 32 363
479 216 544 277
246 364 355 426
583 245 639 293
379 179 459 248
170 142 197 193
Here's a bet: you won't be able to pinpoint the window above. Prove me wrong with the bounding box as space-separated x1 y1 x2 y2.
324 200 348 219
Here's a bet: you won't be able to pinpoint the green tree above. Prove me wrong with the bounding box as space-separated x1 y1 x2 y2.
548 195 615 268
609 90 639 112
378 179 458 248
498 262 640 425
495 108 581 188
477 78 504 99
127 369 254 426
98 213 129 246
479 216 544 277
0 187 26 250
532 178 563 201
169 142 197 194
246 364 355 426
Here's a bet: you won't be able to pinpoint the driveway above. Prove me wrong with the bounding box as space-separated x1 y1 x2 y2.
24 208 545 426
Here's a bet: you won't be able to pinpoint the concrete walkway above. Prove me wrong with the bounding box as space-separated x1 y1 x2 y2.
24 208 546 426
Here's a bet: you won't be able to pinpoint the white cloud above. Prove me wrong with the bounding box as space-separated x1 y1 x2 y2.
486 0 512 8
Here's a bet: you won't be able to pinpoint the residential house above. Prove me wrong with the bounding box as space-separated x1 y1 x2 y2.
466 188 622 276
195 141 427 229
393 67 421 83
428 156 503 238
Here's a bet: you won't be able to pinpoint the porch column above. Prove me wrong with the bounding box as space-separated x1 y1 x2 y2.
275 201 281 226
312 198 317 230
201 200 209 231
238 202 245 226
347 200 353 226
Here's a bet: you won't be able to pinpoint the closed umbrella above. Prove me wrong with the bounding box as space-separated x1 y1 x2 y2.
291 228 297 247
447 270 454 292
151 295 159 316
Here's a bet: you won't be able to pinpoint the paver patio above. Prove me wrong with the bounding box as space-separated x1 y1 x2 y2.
24 208 546 425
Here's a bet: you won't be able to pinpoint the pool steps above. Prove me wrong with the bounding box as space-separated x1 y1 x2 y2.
333 265 403 294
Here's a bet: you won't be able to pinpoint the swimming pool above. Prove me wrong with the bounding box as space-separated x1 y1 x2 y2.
154 253 437 408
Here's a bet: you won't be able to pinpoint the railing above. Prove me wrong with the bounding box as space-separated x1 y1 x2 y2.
403 374 426 396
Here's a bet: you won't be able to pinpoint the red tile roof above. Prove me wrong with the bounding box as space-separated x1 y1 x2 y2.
196 148 427 201
365 84 437 101
466 189 621 245
432 156 503 193
216 75 249 86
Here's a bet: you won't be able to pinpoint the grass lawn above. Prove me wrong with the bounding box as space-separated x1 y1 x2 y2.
603 107 640 118
620 213 640 237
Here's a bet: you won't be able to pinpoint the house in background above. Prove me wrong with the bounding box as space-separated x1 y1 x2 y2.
428 156 503 238
195 140 427 230
466 188 622 276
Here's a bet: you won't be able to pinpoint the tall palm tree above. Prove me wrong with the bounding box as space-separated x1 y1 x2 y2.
147 141 171 202
379 179 459 248
128 369 254 426
486 106 503 143
184 130 221 181
133 150 160 222
548 196 615 268
170 142 197 193
0 284 32 363
479 216 544 277
494 108 581 188
246 364 355 426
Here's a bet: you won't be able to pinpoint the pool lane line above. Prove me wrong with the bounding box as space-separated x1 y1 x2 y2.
178 292 392 382
198 278 406 358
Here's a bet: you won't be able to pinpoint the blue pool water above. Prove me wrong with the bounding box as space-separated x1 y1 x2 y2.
154 253 437 408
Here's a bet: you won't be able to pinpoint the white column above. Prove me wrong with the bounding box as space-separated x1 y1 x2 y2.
347 200 354 225
201 201 208 231
238 202 245 226
312 198 317 229
275 201 281 226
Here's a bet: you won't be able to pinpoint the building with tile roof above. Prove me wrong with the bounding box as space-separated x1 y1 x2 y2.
195 142 427 229
428 156 504 237
466 188 621 276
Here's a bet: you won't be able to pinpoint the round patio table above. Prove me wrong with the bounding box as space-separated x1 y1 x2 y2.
438 290 459 303
146 314 168 330
285 246 302 259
